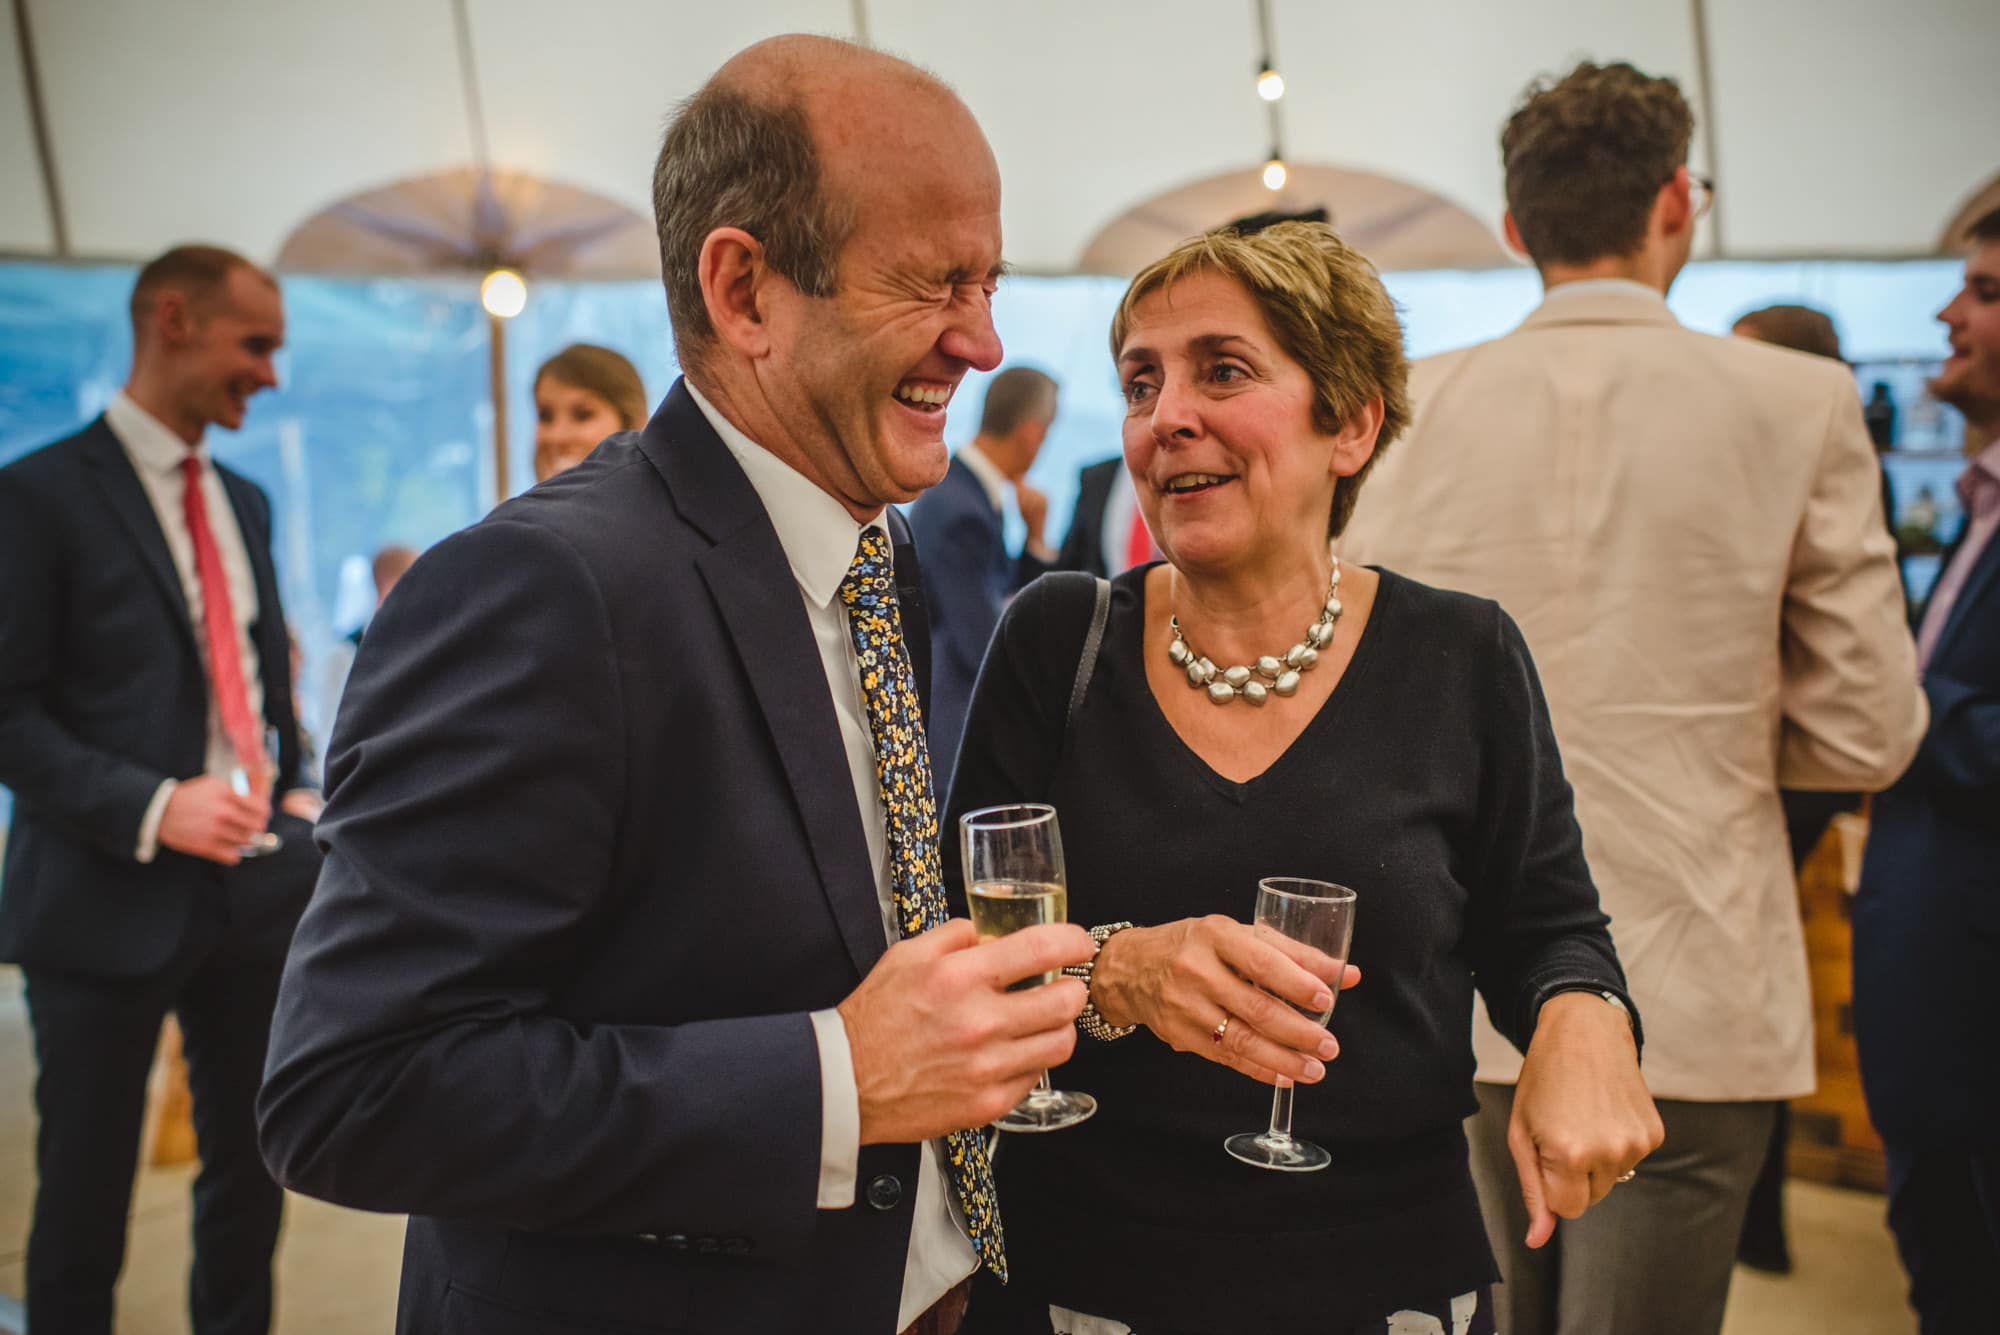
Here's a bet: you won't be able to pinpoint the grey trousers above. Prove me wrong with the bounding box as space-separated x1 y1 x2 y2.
1467 1081 1778 1335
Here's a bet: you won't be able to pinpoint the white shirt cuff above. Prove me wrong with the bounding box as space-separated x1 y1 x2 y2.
135 778 177 863
809 1007 861 1209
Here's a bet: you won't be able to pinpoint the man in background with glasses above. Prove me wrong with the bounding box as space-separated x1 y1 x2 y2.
1340 60 1924 1335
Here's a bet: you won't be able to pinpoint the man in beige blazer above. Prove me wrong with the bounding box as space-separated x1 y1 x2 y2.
1340 62 1925 1335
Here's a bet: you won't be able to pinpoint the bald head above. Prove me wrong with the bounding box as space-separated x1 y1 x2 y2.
652 36 994 379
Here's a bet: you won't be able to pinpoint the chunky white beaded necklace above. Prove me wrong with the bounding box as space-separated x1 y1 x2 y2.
1166 556 1342 706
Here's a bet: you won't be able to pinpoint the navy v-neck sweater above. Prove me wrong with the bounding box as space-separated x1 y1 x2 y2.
943 565 1635 1333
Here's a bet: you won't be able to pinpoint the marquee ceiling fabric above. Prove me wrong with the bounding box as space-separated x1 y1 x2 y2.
3 0 1995 275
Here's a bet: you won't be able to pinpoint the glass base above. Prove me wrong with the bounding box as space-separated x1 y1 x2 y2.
1224 1130 1331 1172
995 1088 1097 1133
237 832 283 859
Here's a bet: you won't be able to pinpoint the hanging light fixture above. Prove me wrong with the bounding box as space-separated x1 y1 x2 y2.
480 266 528 319
1253 2 1287 194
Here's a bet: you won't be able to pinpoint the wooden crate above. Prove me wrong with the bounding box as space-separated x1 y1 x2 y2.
1787 811 1886 1192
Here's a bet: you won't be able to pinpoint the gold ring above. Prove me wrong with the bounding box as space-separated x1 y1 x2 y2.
1616 1169 1637 1183
1210 1016 1230 1044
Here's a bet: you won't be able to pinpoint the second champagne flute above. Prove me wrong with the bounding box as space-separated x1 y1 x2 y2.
1224 877 1357 1171
226 724 284 858
959 803 1097 1132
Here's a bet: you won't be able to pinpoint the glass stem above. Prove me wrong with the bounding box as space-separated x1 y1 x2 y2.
1032 1070 1053 1099
1266 1080 1294 1144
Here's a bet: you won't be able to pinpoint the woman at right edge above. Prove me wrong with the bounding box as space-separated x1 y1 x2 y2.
945 222 1663 1335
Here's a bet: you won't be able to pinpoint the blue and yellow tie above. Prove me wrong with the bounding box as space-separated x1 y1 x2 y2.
838 527 1006 1282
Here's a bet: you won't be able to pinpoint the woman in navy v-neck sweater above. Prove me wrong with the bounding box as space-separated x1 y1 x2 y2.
943 222 1660 1335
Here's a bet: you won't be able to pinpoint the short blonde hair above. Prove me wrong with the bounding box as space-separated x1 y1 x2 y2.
1110 222 1410 537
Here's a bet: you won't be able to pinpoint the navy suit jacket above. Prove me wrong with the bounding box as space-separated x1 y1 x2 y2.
1053 457 1121 580
1854 514 2000 1146
259 382 941 1334
906 454 1043 778
0 417 310 978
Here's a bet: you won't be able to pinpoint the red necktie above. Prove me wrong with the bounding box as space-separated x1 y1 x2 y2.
181 455 263 769
1124 507 1160 571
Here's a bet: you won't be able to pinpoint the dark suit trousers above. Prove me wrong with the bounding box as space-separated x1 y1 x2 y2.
21 856 302 1335
1884 1142 2000 1335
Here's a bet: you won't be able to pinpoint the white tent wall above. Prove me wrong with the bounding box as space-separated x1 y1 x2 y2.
463 0 850 223
1260 0 1709 264
1707 0 2000 258
0 0 1990 269
15 0 470 260
0 10 54 255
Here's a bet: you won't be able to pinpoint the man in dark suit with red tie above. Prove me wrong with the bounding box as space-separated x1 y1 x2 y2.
0 245 322 1334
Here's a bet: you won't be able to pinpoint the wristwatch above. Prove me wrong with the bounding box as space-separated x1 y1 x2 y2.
1064 922 1137 1042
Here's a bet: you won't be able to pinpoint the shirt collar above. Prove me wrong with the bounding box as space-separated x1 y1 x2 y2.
956 442 1009 512
1964 436 2000 501
685 381 885 610
1540 277 1668 306
105 391 206 477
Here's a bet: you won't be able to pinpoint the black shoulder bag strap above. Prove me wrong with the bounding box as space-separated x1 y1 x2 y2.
1066 576 1113 734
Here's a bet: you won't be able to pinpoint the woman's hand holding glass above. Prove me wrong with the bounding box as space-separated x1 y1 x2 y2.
1090 912 1360 1087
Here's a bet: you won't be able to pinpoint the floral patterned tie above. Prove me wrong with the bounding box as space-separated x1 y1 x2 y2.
837 527 1007 1282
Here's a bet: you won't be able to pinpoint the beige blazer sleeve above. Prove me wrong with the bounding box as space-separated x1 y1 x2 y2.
1777 363 1927 790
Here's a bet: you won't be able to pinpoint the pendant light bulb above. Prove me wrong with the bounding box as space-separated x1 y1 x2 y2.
1256 65 1285 102
481 267 528 320
1262 156 1288 192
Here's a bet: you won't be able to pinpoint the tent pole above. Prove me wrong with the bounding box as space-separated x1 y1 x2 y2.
489 313 509 505
1690 0 1726 258
12 0 70 256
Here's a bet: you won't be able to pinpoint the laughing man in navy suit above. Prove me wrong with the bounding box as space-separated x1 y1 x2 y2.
257 36 1092 1335
1854 207 2000 1335
906 366 1057 775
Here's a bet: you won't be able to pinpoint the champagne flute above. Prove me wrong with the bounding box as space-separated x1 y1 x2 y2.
226 725 285 858
959 803 1097 1132
1224 878 1357 1171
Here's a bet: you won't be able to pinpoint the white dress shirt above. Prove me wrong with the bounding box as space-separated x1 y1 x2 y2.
958 440 1055 564
1099 466 1143 576
688 386 977 1330
957 441 1009 513
103 392 264 862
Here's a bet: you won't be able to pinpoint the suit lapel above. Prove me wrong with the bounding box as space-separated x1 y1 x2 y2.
80 418 200 661
643 383 889 979
887 507 933 718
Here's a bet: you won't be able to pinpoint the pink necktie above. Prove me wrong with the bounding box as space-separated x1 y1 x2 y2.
181 455 262 768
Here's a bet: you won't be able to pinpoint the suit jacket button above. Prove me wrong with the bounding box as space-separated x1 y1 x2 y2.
723 1236 753 1257
866 1173 903 1211
663 1233 690 1252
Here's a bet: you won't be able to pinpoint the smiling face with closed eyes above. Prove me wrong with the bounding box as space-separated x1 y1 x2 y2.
749 82 1006 517
1116 271 1370 581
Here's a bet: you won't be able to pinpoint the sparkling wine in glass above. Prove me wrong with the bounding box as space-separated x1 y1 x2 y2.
226 725 285 858
960 803 1097 1132
1224 877 1357 1172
